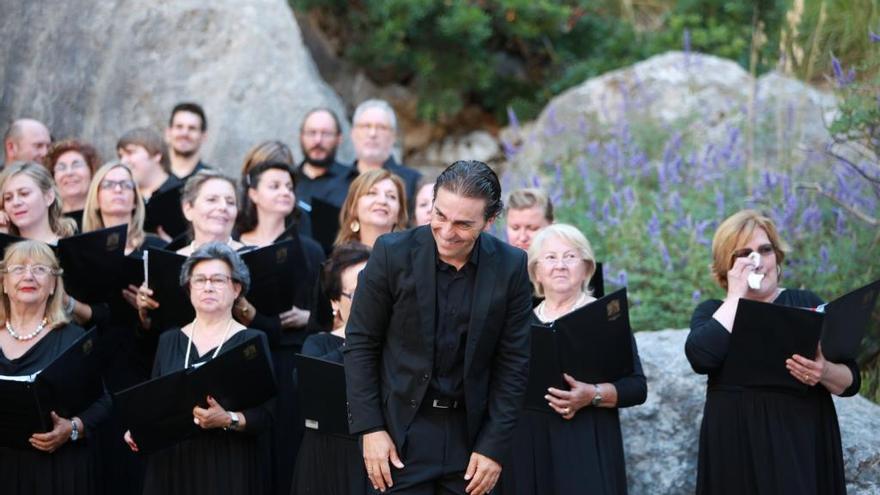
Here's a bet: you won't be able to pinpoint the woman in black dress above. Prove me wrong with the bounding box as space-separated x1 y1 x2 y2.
291 242 371 495
235 157 326 495
82 161 168 495
0 240 109 494
686 209 860 494
44 139 101 231
502 223 647 495
124 242 274 495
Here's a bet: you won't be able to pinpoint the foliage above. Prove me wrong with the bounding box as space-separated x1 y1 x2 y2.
292 0 788 122
500 89 878 337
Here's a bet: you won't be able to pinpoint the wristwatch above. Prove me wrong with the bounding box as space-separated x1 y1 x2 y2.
70 418 79 442
590 385 603 407
225 411 240 431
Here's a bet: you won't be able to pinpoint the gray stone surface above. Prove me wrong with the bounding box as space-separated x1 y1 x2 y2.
0 0 351 172
504 51 837 173
625 329 880 494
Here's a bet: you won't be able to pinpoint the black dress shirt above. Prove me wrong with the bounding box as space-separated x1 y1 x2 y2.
295 160 356 211
430 240 479 399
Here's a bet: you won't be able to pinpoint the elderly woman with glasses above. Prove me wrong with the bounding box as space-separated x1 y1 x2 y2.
0 240 109 495
124 242 273 495
686 209 859 495
501 224 646 495
44 139 101 230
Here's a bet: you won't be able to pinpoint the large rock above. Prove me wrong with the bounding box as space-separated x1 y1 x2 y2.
0 0 351 172
505 51 837 173
625 329 880 494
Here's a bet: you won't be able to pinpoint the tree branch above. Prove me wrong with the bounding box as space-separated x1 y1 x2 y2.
797 182 879 226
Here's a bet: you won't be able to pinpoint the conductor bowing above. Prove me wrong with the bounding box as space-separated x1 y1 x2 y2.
344 160 532 495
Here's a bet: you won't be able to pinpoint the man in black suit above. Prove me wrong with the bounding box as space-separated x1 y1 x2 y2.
344 160 532 494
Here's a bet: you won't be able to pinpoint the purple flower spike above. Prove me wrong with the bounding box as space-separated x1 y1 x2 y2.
870 31 880 43
692 290 702 303
683 29 692 54
506 106 520 130
618 270 628 288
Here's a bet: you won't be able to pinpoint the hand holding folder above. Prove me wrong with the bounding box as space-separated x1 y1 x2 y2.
525 288 635 412
114 334 277 454
0 328 102 449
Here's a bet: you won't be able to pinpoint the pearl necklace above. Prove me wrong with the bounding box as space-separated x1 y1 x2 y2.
536 293 589 323
6 317 49 341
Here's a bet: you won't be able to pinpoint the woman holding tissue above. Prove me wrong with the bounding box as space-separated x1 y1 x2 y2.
686 209 860 495
124 243 273 495
501 224 647 495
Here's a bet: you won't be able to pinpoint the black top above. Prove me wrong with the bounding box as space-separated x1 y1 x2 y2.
295 160 355 211
431 244 478 398
301 332 345 364
174 160 211 183
0 323 110 435
143 174 186 237
63 209 83 232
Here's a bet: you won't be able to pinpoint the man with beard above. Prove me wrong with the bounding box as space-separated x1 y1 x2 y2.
165 102 211 181
351 99 421 211
295 107 355 211
3 118 51 167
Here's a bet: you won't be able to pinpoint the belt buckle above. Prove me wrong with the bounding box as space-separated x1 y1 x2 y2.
432 399 456 409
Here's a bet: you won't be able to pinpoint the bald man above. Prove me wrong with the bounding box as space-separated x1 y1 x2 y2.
3 119 51 165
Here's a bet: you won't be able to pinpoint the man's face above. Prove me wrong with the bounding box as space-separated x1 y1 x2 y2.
300 110 341 168
8 122 51 163
506 206 551 250
165 111 205 158
430 187 491 264
352 107 395 165
118 144 161 184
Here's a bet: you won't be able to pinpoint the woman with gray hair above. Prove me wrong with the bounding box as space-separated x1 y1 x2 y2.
124 242 274 495
501 223 647 495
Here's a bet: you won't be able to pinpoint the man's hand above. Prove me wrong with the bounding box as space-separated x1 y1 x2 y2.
464 452 501 495
362 430 404 492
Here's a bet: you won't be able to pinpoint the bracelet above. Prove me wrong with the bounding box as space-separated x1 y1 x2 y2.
63 296 76 316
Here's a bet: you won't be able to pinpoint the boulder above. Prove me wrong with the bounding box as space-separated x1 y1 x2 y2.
0 0 352 172
505 51 837 173
625 329 880 494
413 130 501 170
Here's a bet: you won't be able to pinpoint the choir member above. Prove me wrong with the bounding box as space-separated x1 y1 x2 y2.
686 209 860 494
505 188 553 251
0 240 109 494
501 224 646 494
411 174 436 227
44 139 101 230
235 158 326 495
291 242 371 495
0 162 92 323
124 242 273 495
334 168 408 249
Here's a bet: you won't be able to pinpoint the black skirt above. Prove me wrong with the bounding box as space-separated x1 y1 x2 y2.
290 430 368 495
696 386 847 494
500 408 629 495
0 441 101 495
143 431 269 495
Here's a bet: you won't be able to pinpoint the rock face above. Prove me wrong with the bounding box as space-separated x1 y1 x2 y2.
0 0 351 172
625 329 880 494
504 51 837 173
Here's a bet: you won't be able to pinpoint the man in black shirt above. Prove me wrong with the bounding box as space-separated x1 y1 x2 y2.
345 160 532 495
165 102 211 182
295 108 356 210
350 99 421 210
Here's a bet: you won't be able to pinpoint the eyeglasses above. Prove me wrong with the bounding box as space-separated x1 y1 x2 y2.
340 291 353 300
538 253 584 267
190 274 233 289
731 244 775 260
54 161 88 173
4 264 55 277
353 122 393 134
301 129 339 140
100 179 136 191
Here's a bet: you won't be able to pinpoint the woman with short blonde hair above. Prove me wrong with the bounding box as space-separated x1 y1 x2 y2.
335 169 407 247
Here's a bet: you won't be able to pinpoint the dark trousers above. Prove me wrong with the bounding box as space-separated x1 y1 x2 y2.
383 406 470 495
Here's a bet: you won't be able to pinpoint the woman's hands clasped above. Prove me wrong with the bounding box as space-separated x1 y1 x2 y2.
30 411 76 453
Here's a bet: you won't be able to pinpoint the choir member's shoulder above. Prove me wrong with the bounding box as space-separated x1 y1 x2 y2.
51 321 88 346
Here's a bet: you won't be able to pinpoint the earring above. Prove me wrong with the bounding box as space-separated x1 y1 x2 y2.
332 308 339 318
350 219 360 233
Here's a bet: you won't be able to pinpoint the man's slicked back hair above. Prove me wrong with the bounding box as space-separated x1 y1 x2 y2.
433 160 503 221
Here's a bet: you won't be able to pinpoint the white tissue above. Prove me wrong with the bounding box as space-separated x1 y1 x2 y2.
746 251 764 289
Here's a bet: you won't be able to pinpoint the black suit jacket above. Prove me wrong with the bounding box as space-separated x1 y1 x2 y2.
344 226 532 462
